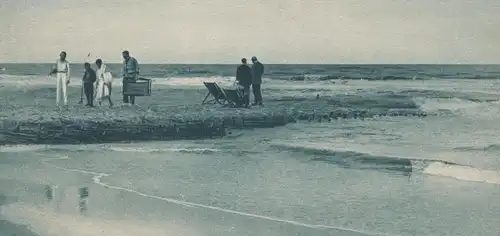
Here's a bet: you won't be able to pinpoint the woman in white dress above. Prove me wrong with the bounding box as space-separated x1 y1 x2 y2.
95 59 114 107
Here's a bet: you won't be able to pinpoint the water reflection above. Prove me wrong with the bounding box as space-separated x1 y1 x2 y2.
78 187 88 213
44 185 89 214
44 185 53 201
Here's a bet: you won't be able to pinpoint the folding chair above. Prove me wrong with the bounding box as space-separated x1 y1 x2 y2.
223 88 244 107
202 82 230 105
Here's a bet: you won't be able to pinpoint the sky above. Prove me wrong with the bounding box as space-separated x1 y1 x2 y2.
0 0 499 64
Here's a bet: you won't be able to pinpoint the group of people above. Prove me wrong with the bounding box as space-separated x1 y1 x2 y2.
49 51 265 109
49 50 140 108
235 56 265 108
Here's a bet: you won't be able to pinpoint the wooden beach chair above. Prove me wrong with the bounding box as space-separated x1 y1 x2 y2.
202 82 230 105
223 88 244 107
201 82 243 107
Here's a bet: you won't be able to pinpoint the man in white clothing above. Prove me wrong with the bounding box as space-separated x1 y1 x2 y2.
49 51 71 106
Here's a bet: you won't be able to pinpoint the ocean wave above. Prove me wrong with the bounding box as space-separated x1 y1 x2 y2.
271 143 460 171
423 162 500 185
0 144 49 153
271 143 500 184
0 74 239 89
267 89 496 115
2 64 500 81
414 97 482 113
415 97 500 118
326 94 419 110
370 89 500 115
106 146 220 154
397 89 499 103
454 143 500 152
286 75 424 81
286 75 500 82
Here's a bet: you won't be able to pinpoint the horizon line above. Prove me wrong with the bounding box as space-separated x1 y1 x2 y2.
0 62 499 65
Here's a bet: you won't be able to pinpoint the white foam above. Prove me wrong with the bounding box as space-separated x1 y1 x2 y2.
414 98 481 113
1 203 199 236
0 144 48 153
107 147 161 153
457 100 500 119
0 74 251 90
413 97 500 120
40 156 395 236
0 75 54 87
423 162 500 185
151 76 235 87
0 73 406 95
0 74 122 88
108 146 220 153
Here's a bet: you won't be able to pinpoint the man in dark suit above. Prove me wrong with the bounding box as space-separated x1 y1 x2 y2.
251 56 264 106
82 63 97 107
236 58 252 108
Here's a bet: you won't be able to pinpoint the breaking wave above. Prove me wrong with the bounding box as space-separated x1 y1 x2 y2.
454 143 500 152
271 143 500 185
285 75 500 81
287 75 425 81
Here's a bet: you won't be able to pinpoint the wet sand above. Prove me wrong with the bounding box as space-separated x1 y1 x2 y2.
0 219 39 236
0 156 370 236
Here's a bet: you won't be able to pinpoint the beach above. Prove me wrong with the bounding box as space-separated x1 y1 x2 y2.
1 64 500 236
0 73 427 145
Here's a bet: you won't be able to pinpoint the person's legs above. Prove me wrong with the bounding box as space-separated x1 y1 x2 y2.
256 84 262 105
130 95 135 105
56 74 61 106
89 85 94 106
84 83 89 105
107 84 114 107
243 85 250 107
252 84 262 105
122 78 129 104
61 74 68 106
95 83 101 105
251 84 257 105
84 83 93 106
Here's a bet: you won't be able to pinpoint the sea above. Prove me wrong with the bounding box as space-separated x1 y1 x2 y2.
1 64 500 236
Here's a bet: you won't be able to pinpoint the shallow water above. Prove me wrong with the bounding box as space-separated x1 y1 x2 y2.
1 65 500 235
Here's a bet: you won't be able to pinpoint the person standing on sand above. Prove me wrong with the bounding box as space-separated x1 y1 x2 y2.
251 56 264 106
122 50 139 105
82 63 97 107
49 51 71 107
236 58 252 108
95 59 114 107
